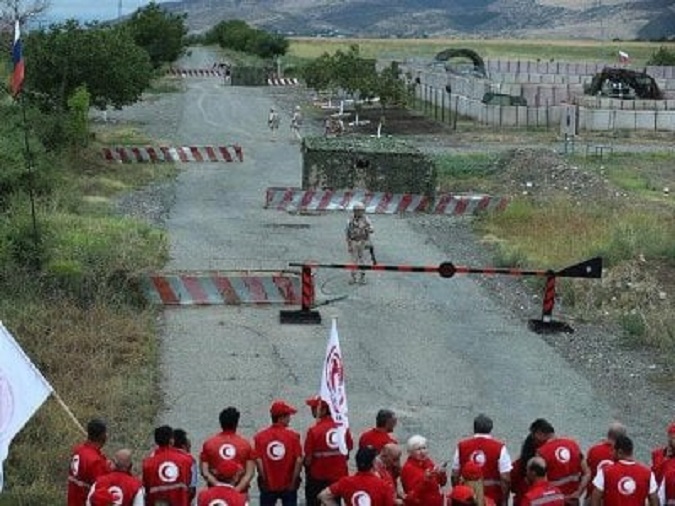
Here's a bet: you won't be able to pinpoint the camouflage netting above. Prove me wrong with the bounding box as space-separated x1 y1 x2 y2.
302 137 437 196
230 65 272 86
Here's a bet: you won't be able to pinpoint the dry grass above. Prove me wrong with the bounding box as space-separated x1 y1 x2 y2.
288 37 666 65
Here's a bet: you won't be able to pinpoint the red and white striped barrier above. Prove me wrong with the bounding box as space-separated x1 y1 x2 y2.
141 272 301 305
264 187 508 215
102 146 244 163
168 68 223 78
268 78 300 86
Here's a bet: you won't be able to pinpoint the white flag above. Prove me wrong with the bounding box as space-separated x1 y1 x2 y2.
619 51 630 63
319 317 349 455
0 322 53 492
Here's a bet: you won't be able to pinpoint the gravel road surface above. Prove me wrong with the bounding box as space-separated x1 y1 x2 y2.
110 47 672 502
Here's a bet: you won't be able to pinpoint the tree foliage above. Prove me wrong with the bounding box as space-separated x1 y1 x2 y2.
24 20 153 110
204 19 289 59
301 45 408 111
122 1 187 69
647 46 675 66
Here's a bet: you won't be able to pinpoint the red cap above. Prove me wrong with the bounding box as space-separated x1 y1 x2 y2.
667 423 675 435
461 461 483 481
305 395 327 408
215 459 243 480
270 400 297 417
90 487 115 506
449 485 475 504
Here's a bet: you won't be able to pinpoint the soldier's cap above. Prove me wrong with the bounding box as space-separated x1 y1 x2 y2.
215 459 243 480
89 487 115 506
668 422 675 435
461 461 483 481
270 400 297 417
305 395 328 409
448 485 475 504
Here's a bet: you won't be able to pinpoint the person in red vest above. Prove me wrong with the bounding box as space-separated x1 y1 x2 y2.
68 418 113 506
318 446 394 506
584 422 626 504
303 395 354 506
142 425 193 506
200 406 255 492
511 434 537 506
531 418 589 506
591 434 658 506
373 443 404 504
521 457 565 506
400 435 447 506
359 409 399 452
651 422 675 483
197 459 248 506
87 449 144 506
173 428 198 504
452 414 512 506
253 400 303 506
659 465 675 506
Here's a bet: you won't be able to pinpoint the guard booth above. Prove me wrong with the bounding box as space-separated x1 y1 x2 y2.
301 136 437 196
230 65 272 86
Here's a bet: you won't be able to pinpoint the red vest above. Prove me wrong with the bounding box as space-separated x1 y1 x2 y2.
197 484 248 506
457 435 507 503
602 460 652 506
664 468 675 506
586 440 615 495
142 446 193 506
329 471 395 506
522 480 565 506
358 428 398 452
253 423 303 492
401 457 446 506
537 437 583 495
304 417 353 482
67 442 111 506
91 471 143 506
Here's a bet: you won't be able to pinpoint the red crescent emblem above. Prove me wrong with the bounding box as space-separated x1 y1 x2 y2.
352 491 372 506
618 477 636 495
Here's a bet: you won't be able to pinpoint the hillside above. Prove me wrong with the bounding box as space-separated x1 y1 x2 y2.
162 0 675 40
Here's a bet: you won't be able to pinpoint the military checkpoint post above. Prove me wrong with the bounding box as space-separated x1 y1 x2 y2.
66 410 675 506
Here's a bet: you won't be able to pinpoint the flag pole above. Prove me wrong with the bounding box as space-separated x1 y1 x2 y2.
19 94 41 268
52 391 87 436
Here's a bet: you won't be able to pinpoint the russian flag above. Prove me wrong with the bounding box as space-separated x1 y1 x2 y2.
11 20 25 97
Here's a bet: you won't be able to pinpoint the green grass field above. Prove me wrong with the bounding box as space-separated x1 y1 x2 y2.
288 37 670 66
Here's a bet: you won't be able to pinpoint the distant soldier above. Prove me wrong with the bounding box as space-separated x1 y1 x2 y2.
345 202 374 285
290 106 302 140
268 108 281 141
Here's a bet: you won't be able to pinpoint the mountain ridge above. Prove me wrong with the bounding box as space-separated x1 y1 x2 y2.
163 0 675 40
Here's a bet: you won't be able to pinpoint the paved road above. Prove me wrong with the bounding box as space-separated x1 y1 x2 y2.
158 47 616 500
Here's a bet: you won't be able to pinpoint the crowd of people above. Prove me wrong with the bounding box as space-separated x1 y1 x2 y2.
67 399 675 506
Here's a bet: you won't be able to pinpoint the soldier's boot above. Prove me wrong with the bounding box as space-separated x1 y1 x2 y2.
359 272 366 285
349 273 357 285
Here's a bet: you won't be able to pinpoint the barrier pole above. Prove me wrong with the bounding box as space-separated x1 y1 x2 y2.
528 274 573 334
279 264 321 324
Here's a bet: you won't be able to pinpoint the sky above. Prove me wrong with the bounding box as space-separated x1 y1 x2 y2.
43 0 169 22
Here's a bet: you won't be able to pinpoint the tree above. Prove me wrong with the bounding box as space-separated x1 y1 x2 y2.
204 19 288 59
25 20 153 111
123 1 187 69
647 46 675 66
0 0 48 27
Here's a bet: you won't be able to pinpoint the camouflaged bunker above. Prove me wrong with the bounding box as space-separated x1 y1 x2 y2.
301 137 437 196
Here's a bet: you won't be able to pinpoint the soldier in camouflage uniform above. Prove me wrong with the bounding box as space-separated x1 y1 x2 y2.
345 202 374 285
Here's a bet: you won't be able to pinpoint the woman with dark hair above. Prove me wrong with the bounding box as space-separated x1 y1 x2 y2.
511 434 538 506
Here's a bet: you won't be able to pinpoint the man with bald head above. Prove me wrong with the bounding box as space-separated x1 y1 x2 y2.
87 449 144 506
584 422 627 504
374 443 404 504
521 457 565 506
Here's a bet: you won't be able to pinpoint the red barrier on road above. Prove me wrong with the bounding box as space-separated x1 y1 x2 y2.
102 146 244 163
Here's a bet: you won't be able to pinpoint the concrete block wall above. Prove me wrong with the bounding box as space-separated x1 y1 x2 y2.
403 60 675 131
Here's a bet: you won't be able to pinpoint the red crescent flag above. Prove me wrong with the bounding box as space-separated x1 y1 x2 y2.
11 20 25 97
0 322 53 491
319 317 349 455
619 51 630 64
